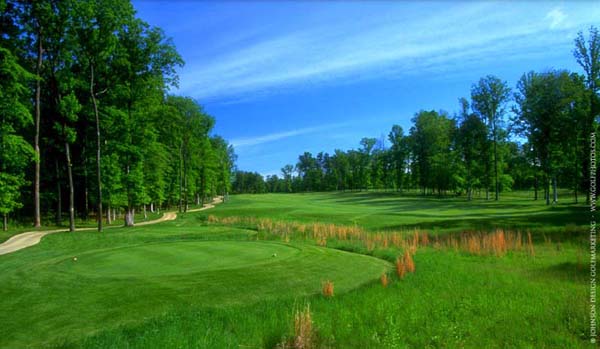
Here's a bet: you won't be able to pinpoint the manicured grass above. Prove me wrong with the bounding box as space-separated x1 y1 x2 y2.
0 191 594 348
72 247 590 348
212 191 587 235
0 216 388 348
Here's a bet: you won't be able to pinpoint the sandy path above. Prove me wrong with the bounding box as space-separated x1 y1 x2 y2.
0 196 223 256
186 196 223 213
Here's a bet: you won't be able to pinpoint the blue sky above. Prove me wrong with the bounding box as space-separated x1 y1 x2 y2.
132 1 600 176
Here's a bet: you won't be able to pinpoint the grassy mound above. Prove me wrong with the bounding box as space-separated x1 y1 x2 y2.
0 236 389 348
0 191 591 348
55 241 301 277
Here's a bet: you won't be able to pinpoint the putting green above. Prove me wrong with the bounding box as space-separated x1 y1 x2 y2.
40 240 391 305
1 239 390 347
58 241 300 277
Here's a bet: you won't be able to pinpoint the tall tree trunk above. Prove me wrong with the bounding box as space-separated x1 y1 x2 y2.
91 64 103 232
179 143 183 213
552 176 558 204
143 205 147 220
65 142 75 232
33 29 43 228
183 157 188 213
106 203 111 225
55 159 62 226
83 145 89 221
545 176 550 205
574 142 579 204
3 214 7 231
125 208 134 227
534 175 538 201
493 125 499 201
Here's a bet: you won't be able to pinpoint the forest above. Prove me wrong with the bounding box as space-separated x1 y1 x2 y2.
0 0 234 231
233 27 599 205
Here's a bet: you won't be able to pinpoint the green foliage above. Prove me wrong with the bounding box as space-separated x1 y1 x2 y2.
0 46 34 216
513 70 589 203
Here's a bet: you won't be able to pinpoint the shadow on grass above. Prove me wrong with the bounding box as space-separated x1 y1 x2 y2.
373 205 588 234
538 262 588 284
317 191 585 213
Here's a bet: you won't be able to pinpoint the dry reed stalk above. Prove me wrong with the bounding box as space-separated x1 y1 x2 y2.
395 257 406 278
450 236 459 251
492 229 507 256
515 231 523 251
404 251 415 273
421 232 429 246
380 273 389 287
316 235 327 247
293 304 313 349
322 280 334 297
466 235 481 255
391 233 402 248
412 230 420 250
527 231 535 257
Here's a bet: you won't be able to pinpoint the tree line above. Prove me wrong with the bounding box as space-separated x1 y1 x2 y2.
0 0 234 231
233 27 599 205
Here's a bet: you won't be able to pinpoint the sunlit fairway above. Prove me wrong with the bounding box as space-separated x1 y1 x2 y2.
0 216 389 348
0 191 593 348
210 190 587 234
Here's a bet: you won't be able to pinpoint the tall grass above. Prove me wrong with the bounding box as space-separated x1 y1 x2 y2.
207 215 546 258
322 281 334 298
277 304 314 349
380 273 389 287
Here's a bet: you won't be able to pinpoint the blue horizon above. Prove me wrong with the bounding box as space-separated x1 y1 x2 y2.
133 1 599 177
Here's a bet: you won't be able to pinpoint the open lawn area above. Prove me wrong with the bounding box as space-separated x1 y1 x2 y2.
211 191 587 235
0 192 593 348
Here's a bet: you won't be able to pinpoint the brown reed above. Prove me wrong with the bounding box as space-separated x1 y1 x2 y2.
403 251 415 273
380 273 389 287
527 231 535 257
322 280 334 297
395 257 406 278
293 304 313 349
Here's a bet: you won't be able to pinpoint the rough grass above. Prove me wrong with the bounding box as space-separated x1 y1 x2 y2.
0 191 595 348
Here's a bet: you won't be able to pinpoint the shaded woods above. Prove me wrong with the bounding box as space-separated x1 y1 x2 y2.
0 0 234 230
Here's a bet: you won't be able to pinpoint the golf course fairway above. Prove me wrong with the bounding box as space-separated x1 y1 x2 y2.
0 238 390 348
58 241 302 277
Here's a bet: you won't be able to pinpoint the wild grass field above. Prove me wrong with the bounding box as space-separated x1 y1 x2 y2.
0 191 593 348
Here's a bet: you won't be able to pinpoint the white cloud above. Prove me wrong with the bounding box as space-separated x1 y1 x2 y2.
231 122 351 148
546 8 567 29
178 2 600 102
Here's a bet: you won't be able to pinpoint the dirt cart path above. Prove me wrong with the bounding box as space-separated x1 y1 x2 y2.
0 196 223 255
